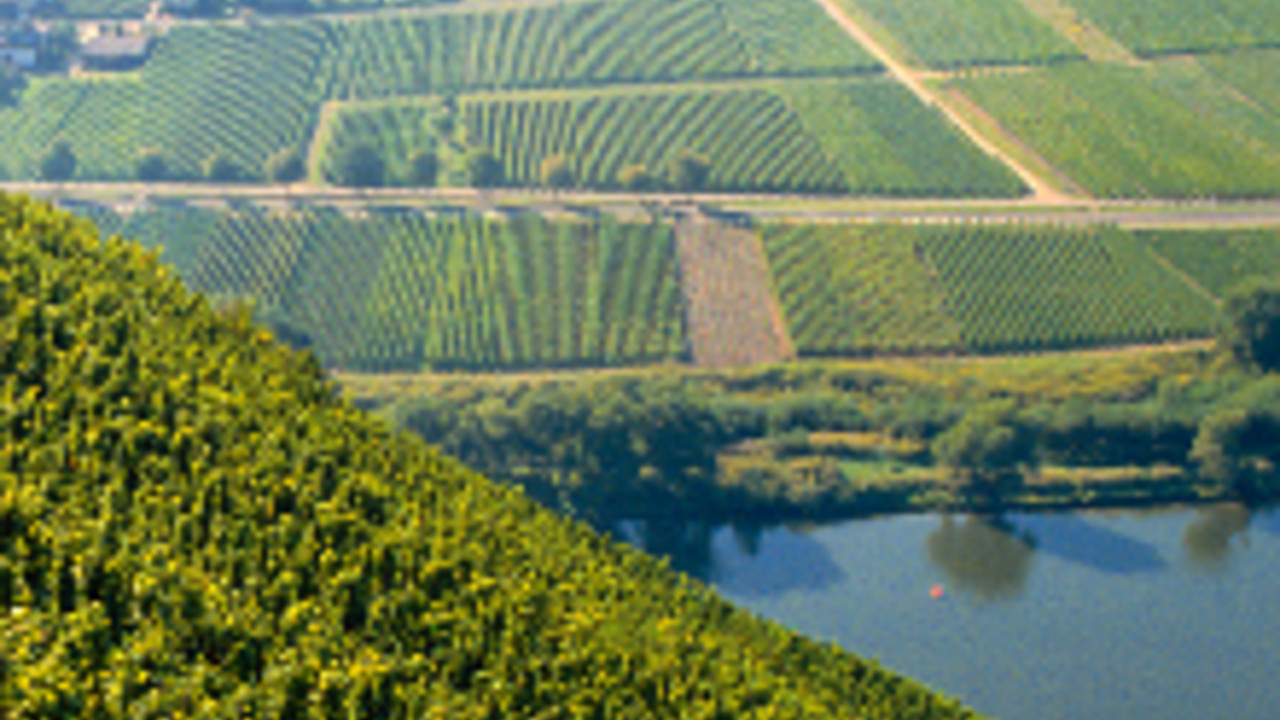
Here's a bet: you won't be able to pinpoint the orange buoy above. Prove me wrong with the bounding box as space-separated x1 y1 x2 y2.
930 585 945 600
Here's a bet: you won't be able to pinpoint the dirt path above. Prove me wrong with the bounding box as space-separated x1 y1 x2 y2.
306 101 340 181
675 215 795 368
809 0 1074 205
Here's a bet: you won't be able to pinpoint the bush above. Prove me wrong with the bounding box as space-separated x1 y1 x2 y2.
264 147 306 184
669 149 711 192
619 164 658 191
333 144 385 188
202 152 243 182
406 149 438 187
466 148 503 188
540 154 574 191
38 139 76 181
135 148 169 181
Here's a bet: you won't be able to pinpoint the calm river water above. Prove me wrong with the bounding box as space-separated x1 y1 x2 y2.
616 505 1280 720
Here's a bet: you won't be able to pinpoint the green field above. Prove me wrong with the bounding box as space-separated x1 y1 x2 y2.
0 23 330 180
1200 49 1280 115
1060 0 1280 55
952 62 1280 199
919 223 1218 351
1141 228 1280 299
320 0 879 99
314 79 1025 195
464 87 846 192
763 223 962 355
68 204 687 371
762 222 1220 357
841 0 1081 68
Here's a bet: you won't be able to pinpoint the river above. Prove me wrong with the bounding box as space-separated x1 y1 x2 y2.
614 505 1280 720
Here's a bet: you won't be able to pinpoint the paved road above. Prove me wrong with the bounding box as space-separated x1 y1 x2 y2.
6 181 1280 227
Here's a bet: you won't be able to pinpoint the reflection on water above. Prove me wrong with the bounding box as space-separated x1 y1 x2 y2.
1014 514 1167 574
1182 504 1252 573
926 516 1035 602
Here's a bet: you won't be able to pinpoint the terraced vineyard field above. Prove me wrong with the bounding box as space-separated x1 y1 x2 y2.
763 222 1220 357
838 0 1081 68
919 224 1218 352
463 87 846 193
0 23 330 180
448 79 1024 195
763 223 962 356
952 63 1280 199
1141 228 1280 299
320 0 879 99
1060 0 1280 55
779 81 1026 197
65 204 687 371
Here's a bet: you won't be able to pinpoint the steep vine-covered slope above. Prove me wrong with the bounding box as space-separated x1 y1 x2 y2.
0 193 980 718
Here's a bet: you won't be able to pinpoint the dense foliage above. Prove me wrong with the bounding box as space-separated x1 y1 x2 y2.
952 62 1280 199
0 193 982 717
839 0 1081 68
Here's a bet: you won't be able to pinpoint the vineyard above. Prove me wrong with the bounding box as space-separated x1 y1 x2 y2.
1060 0 1280 55
762 222 1220 357
0 193 982 719
918 224 1218 352
1200 49 1280 116
0 23 330 180
320 0 880 100
462 87 847 193
1140 228 1280 299
779 81 1026 197
839 0 1081 68
951 63 1280 199
64 204 687 371
762 223 962 356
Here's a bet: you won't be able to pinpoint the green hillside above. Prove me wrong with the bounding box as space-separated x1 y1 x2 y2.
0 191 980 718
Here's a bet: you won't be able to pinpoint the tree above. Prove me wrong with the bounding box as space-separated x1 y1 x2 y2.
265 147 306 184
618 164 657 192
36 22 78 72
39 140 77 182
405 149 438 187
669 149 711 193
539 154 574 191
134 148 168 181
1220 277 1280 372
932 401 1035 494
333 144 384 188
202 152 243 182
466 148 503 189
